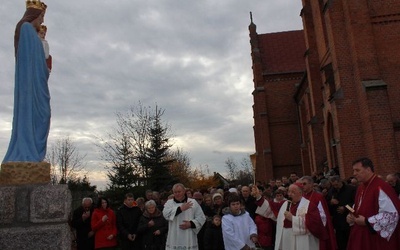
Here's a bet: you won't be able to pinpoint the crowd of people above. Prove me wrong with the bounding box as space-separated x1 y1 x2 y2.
71 157 400 250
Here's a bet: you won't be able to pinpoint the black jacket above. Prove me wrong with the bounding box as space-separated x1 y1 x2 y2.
204 223 225 250
71 206 95 250
240 195 257 220
136 208 168 250
329 183 356 230
116 204 143 239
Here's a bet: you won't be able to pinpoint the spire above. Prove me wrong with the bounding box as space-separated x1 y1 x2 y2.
249 11 256 31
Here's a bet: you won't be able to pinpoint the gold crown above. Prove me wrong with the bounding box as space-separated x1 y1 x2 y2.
26 0 47 11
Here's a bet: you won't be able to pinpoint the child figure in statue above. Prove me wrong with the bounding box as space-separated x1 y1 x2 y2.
38 24 52 72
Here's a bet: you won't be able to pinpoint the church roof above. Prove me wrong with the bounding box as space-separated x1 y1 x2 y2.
258 30 306 74
213 172 229 186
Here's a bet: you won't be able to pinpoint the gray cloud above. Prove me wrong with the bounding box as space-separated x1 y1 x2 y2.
0 1 303 189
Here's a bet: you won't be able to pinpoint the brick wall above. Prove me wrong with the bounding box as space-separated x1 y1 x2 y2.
250 0 400 182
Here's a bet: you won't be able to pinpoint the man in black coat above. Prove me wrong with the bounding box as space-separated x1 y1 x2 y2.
240 185 257 220
386 173 400 197
71 197 95 250
116 193 143 250
328 176 356 250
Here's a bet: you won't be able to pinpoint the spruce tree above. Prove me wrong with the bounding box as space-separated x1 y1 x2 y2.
143 106 175 191
106 134 137 192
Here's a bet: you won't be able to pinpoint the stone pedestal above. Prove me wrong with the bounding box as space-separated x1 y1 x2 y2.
0 162 50 185
0 183 71 250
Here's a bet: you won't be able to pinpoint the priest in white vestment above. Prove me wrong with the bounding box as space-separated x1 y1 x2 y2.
253 183 325 250
163 183 206 250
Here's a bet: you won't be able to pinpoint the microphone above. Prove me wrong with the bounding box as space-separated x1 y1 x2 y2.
286 200 292 211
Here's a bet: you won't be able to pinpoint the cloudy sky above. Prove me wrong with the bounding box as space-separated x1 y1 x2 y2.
0 1 303 190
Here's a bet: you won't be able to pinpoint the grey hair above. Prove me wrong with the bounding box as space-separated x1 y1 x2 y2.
82 197 93 204
172 183 186 191
145 199 157 208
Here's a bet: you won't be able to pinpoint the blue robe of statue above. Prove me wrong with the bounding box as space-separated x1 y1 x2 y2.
3 22 50 163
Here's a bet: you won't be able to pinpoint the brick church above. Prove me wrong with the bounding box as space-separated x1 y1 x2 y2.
250 0 400 182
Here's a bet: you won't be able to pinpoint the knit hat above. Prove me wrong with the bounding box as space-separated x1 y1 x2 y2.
228 187 238 194
212 193 223 201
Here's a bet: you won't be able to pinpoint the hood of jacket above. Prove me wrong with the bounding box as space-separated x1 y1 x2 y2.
222 206 246 216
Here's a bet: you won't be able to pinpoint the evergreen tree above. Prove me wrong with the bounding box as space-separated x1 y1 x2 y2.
68 175 97 209
68 175 97 192
141 106 175 191
105 133 139 192
99 102 183 194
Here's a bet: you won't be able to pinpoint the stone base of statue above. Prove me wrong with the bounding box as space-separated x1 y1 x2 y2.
0 161 50 185
0 163 72 250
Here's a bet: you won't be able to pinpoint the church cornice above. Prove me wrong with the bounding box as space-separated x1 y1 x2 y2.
263 75 304 83
371 13 400 25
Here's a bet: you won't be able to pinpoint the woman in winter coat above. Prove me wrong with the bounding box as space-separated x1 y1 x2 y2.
137 199 168 250
91 197 118 249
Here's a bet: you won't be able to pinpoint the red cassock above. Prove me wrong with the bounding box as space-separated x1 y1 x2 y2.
347 175 400 250
304 200 327 240
304 190 337 250
255 214 275 247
